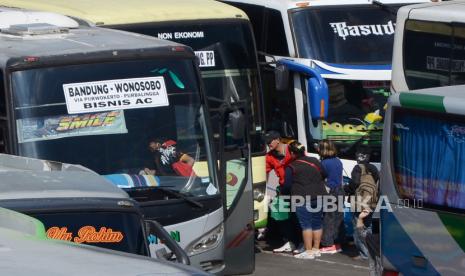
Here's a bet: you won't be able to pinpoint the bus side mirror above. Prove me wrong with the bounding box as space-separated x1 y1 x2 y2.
275 64 289 91
306 77 328 120
145 220 190 265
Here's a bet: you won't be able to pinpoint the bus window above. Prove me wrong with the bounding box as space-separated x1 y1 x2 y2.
392 107 465 211
227 3 266 51
0 71 6 153
12 58 215 197
35 211 147 255
316 80 388 162
118 21 263 154
403 20 465 90
291 5 401 63
262 66 297 138
265 8 289 56
0 70 5 116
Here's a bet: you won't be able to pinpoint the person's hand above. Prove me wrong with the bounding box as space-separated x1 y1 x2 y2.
356 208 371 228
144 168 156 175
359 208 371 219
180 154 195 166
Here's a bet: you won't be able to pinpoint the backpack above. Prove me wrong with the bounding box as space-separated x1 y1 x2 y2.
354 164 379 210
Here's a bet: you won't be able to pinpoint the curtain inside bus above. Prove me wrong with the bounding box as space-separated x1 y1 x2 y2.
392 108 465 210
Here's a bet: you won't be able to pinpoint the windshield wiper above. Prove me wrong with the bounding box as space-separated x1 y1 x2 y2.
155 186 204 208
338 129 382 156
372 0 397 16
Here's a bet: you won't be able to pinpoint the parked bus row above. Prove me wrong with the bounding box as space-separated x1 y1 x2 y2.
0 2 253 275
1 0 461 275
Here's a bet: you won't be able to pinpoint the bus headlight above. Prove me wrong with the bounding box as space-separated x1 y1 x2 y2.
186 224 223 256
253 183 266 202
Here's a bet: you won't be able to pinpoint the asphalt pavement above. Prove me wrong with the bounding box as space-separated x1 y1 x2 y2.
252 239 370 276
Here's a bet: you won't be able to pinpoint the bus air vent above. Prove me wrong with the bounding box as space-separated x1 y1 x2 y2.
1 23 68 36
0 9 79 29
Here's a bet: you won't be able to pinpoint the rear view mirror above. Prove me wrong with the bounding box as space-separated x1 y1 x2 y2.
307 77 328 120
275 59 328 120
145 220 190 265
275 64 289 91
228 109 245 140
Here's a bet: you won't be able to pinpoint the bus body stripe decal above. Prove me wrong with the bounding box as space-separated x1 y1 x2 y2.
399 93 445 112
381 210 440 274
438 213 465 252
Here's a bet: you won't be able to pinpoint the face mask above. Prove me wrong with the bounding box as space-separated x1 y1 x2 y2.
356 153 369 163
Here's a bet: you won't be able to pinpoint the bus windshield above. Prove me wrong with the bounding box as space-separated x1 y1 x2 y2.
35 211 147 255
118 20 264 153
403 20 465 90
317 79 389 162
290 5 402 64
12 58 216 197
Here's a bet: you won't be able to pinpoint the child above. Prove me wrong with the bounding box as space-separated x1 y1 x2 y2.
318 139 344 254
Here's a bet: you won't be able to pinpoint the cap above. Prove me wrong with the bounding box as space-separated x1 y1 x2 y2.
263 130 281 145
162 140 177 148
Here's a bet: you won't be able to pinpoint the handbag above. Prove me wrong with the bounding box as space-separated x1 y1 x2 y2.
172 160 196 177
270 190 290 221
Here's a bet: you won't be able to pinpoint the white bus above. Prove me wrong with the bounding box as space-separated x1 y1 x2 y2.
0 7 239 274
380 85 465 275
0 206 208 275
0 3 263 273
391 0 465 93
224 0 432 177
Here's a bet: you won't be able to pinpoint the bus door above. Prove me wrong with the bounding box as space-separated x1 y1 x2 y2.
219 102 254 275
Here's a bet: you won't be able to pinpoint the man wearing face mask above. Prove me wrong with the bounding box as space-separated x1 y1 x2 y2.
344 145 379 260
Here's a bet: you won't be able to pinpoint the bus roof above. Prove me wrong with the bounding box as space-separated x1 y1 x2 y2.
0 154 130 200
0 208 207 276
397 0 465 23
222 0 432 11
0 0 249 26
0 8 191 68
390 85 465 115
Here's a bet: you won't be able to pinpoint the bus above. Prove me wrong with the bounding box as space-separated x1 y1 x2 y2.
0 7 240 274
0 153 190 266
391 0 465 93
222 0 432 178
380 85 465 275
0 0 260 273
0 206 208 275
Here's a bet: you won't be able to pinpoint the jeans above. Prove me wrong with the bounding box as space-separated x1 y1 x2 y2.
295 200 323 230
352 213 372 259
321 186 345 246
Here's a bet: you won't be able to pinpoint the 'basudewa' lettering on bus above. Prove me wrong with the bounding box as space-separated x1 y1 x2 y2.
46 226 124 243
330 20 395 40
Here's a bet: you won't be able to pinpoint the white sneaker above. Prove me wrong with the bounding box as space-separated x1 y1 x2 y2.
294 251 315 259
311 248 321 257
273 241 295 253
292 243 305 255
